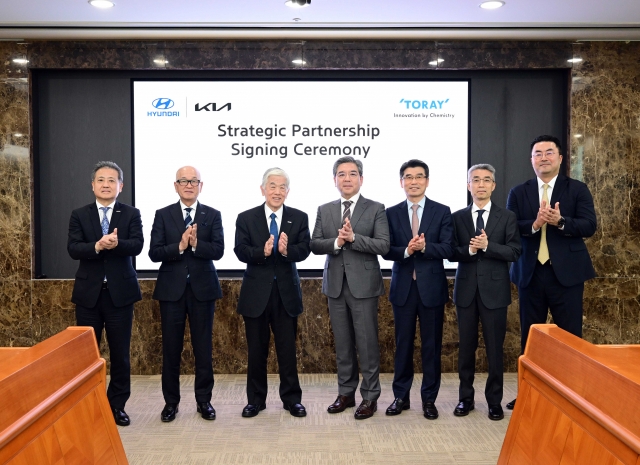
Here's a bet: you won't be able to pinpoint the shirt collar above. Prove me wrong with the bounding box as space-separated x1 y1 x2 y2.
180 200 198 212
96 200 116 211
341 192 361 206
537 175 558 190
406 195 426 210
472 200 492 213
265 203 284 220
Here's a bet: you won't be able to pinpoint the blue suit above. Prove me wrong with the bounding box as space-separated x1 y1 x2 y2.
507 174 596 353
383 197 453 403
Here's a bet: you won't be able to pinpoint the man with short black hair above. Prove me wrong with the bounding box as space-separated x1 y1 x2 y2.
68 161 143 427
383 159 453 420
505 135 596 410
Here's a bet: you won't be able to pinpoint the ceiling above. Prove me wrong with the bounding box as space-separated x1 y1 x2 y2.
0 0 639 29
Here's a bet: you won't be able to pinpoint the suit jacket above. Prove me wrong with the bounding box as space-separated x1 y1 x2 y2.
450 203 521 309
382 197 453 308
506 175 597 288
234 204 310 318
149 201 224 302
67 201 143 308
310 196 390 299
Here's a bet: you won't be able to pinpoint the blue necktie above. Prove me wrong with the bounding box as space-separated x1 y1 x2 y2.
270 213 278 254
100 207 110 235
184 208 193 228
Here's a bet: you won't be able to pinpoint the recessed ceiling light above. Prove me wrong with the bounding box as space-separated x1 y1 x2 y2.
89 0 115 9
12 58 28 64
285 0 310 7
574 134 583 138
292 59 306 65
154 59 169 65
480 1 505 9
568 58 583 63
429 58 444 66
13 133 23 137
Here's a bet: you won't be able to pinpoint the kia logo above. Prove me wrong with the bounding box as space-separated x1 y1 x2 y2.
152 98 175 109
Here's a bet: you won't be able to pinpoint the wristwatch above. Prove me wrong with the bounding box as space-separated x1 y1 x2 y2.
557 216 566 228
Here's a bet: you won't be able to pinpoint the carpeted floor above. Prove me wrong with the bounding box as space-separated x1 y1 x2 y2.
118 373 516 464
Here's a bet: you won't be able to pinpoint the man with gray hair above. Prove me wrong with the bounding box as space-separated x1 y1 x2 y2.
449 163 521 421
68 161 143 427
311 156 390 420
234 167 311 418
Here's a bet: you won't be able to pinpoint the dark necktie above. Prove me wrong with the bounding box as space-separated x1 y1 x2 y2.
411 204 419 280
270 213 279 254
184 208 193 228
476 209 485 236
342 200 352 224
100 207 110 235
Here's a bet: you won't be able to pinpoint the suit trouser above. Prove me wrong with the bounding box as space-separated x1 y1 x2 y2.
160 284 215 404
518 261 584 354
391 279 444 404
328 279 381 402
456 289 507 406
243 282 302 406
76 287 133 410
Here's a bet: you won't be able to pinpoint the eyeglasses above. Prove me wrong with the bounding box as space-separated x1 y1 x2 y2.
532 150 559 158
402 174 427 182
176 179 201 186
470 177 494 184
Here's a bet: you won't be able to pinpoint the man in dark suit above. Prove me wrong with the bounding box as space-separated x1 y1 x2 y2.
506 135 597 410
68 161 143 427
149 166 224 422
450 164 521 421
234 167 311 418
311 156 390 420
382 159 453 420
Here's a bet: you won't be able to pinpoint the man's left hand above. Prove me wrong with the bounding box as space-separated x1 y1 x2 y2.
188 223 198 248
278 232 288 255
469 229 488 250
540 202 562 226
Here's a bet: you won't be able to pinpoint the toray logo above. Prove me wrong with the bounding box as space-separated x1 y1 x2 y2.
152 98 175 109
147 97 179 117
399 98 450 110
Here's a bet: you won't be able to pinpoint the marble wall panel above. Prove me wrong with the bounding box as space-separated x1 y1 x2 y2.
0 279 32 347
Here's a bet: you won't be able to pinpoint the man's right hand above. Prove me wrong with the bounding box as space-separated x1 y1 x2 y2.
264 234 274 256
179 226 192 252
533 200 548 231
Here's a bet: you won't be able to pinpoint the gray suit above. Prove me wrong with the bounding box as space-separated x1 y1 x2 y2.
311 196 390 401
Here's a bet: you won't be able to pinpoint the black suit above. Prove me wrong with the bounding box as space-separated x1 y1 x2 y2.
382 198 453 404
67 200 143 410
507 174 596 353
234 204 310 406
450 203 521 406
149 201 224 404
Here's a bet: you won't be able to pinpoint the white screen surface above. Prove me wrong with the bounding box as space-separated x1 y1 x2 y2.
133 80 469 271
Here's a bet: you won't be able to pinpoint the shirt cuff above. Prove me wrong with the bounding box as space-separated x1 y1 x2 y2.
334 238 340 250
469 247 477 256
532 226 540 234
404 248 410 258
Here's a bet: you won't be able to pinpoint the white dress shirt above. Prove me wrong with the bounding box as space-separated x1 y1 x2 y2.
333 192 361 250
96 200 116 225
265 203 283 232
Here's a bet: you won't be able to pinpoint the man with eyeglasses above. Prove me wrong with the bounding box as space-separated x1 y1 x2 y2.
505 135 596 411
382 159 453 420
449 164 521 421
234 167 310 418
149 166 224 422
68 161 143 427
311 156 390 420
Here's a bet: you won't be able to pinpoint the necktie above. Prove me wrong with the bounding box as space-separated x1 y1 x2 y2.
270 213 279 254
411 204 419 280
184 208 193 228
538 184 550 264
476 209 485 236
342 200 352 224
100 207 110 235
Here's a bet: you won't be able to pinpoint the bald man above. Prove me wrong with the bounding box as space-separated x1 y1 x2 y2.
149 166 224 422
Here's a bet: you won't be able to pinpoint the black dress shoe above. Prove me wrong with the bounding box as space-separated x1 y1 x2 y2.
283 403 307 417
385 398 410 416
488 405 504 421
197 402 216 420
422 401 439 420
112 408 130 426
242 403 266 418
453 400 475 417
506 398 516 410
354 400 377 420
327 395 356 414
161 404 179 422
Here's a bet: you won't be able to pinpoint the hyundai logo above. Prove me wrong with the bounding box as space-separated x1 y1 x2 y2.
152 98 175 109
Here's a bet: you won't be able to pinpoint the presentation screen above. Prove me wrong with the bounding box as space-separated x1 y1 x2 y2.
133 80 469 271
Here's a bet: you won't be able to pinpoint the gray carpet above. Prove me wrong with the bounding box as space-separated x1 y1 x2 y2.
118 373 516 464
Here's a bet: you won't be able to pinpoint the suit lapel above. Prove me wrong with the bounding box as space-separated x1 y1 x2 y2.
109 201 122 233
89 203 103 239
397 201 413 242
280 205 293 237
418 198 436 235
256 204 271 238
463 204 476 238
484 204 502 237
194 202 208 227
526 178 540 217
171 201 186 232
330 199 342 233
350 196 367 230
550 175 567 205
